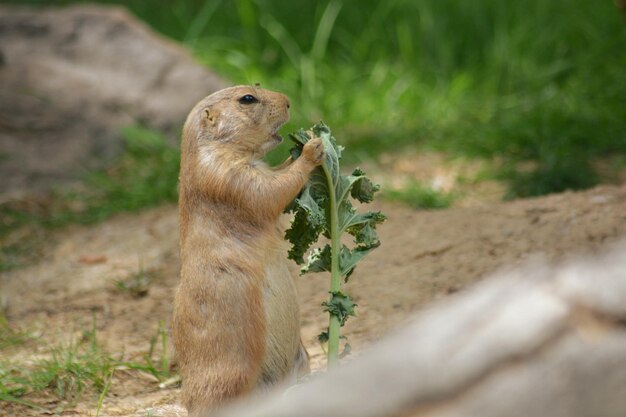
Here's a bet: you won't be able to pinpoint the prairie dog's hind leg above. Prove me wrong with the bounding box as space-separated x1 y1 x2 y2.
294 341 310 380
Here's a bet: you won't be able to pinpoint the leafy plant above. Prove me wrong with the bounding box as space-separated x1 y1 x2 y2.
285 123 385 366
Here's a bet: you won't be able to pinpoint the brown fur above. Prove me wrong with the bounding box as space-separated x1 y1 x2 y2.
172 85 322 416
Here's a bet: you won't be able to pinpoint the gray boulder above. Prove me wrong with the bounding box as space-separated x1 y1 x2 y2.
0 5 226 195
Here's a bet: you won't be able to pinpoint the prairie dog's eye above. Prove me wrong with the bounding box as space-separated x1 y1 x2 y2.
239 94 259 104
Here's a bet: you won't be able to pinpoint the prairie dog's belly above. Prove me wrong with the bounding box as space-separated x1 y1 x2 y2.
259 238 301 384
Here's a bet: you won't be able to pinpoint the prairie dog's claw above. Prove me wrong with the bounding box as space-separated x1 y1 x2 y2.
302 136 324 166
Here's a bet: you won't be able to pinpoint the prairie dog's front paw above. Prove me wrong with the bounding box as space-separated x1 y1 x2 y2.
302 134 324 166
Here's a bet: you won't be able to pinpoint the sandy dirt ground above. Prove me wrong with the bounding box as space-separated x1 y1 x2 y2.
2 181 626 416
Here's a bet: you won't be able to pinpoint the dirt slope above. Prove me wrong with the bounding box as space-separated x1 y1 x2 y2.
1 184 626 416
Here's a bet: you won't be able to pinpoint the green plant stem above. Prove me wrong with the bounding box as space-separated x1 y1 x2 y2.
323 162 342 368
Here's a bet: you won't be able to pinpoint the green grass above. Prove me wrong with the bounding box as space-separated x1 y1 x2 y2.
0 363 41 410
0 313 31 350
0 125 180 270
58 125 180 225
0 313 37 408
3 0 625 209
119 320 172 383
0 126 179 233
0 319 114 409
31 338 114 403
0 126 176 273
100 0 626 200
385 181 455 210
0 316 174 411
0 243 27 272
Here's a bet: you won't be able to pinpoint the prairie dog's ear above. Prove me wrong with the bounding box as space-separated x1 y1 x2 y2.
203 107 218 127
203 106 234 140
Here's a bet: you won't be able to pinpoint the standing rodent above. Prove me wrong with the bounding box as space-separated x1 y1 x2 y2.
172 85 323 415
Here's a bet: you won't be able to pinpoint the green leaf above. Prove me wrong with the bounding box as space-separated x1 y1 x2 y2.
339 343 352 359
339 244 379 280
287 129 308 160
301 245 331 275
345 211 386 247
321 291 357 326
285 187 326 264
349 168 381 203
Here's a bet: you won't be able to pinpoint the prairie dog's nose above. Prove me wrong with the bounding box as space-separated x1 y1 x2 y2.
271 91 290 110
279 93 290 110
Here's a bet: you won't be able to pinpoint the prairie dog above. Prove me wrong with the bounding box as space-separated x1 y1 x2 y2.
172 85 323 415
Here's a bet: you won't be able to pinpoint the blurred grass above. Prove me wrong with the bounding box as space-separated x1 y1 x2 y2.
0 126 179 237
4 0 626 200
0 126 179 270
385 181 455 210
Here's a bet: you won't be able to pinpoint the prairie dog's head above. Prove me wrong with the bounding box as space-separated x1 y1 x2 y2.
182 85 290 159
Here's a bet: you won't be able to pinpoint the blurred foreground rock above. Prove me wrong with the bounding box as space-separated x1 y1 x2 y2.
0 5 225 195
209 242 626 417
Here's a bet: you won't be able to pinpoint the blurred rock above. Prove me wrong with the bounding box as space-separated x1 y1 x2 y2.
212 242 626 417
0 5 226 195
